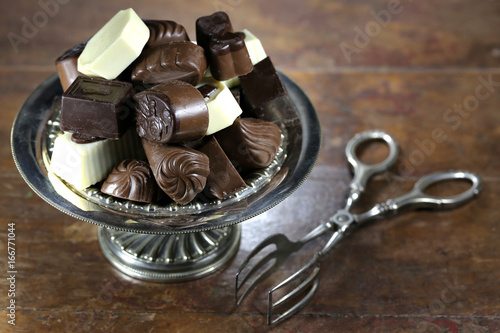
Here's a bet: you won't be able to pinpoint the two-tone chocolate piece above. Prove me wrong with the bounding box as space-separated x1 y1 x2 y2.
208 32 252 81
195 11 233 52
131 41 207 85
60 76 134 139
134 80 209 144
101 159 157 203
216 117 281 170
144 20 190 48
142 139 210 205
199 137 246 200
55 42 87 91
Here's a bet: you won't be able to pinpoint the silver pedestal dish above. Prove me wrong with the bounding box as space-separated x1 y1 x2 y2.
11 72 321 281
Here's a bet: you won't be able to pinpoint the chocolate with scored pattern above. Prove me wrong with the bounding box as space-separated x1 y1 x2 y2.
60 76 134 139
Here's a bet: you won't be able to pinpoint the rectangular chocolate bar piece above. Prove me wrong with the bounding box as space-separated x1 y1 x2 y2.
239 57 298 124
60 76 134 139
198 136 246 200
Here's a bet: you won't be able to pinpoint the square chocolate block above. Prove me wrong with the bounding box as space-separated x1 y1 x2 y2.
60 76 134 139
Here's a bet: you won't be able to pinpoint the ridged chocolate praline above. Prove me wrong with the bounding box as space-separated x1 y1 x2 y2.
142 139 210 205
144 20 190 48
101 160 157 203
216 118 281 170
131 42 207 85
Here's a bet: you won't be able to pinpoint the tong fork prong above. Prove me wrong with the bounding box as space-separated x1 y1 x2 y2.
235 249 281 306
235 234 295 306
235 224 332 307
268 259 321 325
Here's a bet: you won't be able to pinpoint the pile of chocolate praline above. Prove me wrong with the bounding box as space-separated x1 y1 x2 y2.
50 9 297 206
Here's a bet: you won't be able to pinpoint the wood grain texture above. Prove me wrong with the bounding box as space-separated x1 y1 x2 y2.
1 1 499 332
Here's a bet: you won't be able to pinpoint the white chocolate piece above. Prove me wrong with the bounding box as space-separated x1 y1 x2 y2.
243 29 267 65
197 79 243 135
49 129 144 190
203 66 240 88
48 171 98 211
78 8 150 80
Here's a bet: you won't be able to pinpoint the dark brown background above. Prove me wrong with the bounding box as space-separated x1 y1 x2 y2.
1 0 499 332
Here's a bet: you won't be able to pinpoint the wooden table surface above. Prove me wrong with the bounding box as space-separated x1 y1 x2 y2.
1 1 499 332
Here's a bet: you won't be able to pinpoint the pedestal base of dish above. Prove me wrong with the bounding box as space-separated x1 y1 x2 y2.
98 225 241 282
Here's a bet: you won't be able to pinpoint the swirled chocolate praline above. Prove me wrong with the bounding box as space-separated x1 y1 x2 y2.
134 81 209 144
144 20 190 48
142 139 210 205
216 117 281 170
101 160 157 203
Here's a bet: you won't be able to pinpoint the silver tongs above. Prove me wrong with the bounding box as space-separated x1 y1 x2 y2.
235 130 482 325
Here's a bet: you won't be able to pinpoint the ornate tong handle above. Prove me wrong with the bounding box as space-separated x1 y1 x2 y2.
355 170 483 224
344 130 399 209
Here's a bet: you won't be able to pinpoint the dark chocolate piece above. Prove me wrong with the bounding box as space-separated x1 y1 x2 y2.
239 57 298 123
198 137 246 200
195 11 233 52
216 118 281 170
144 20 190 48
71 132 105 144
55 42 87 91
60 76 134 139
101 159 157 203
142 139 210 205
134 80 209 144
208 32 252 81
131 42 207 85
197 84 218 99
230 86 241 105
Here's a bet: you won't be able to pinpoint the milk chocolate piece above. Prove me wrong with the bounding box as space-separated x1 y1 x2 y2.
101 160 157 203
216 118 281 170
239 57 298 122
209 32 253 81
134 80 209 144
198 137 246 200
203 66 240 88
131 42 207 85
61 76 134 139
142 140 210 205
144 20 190 48
195 11 233 52
55 42 87 91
